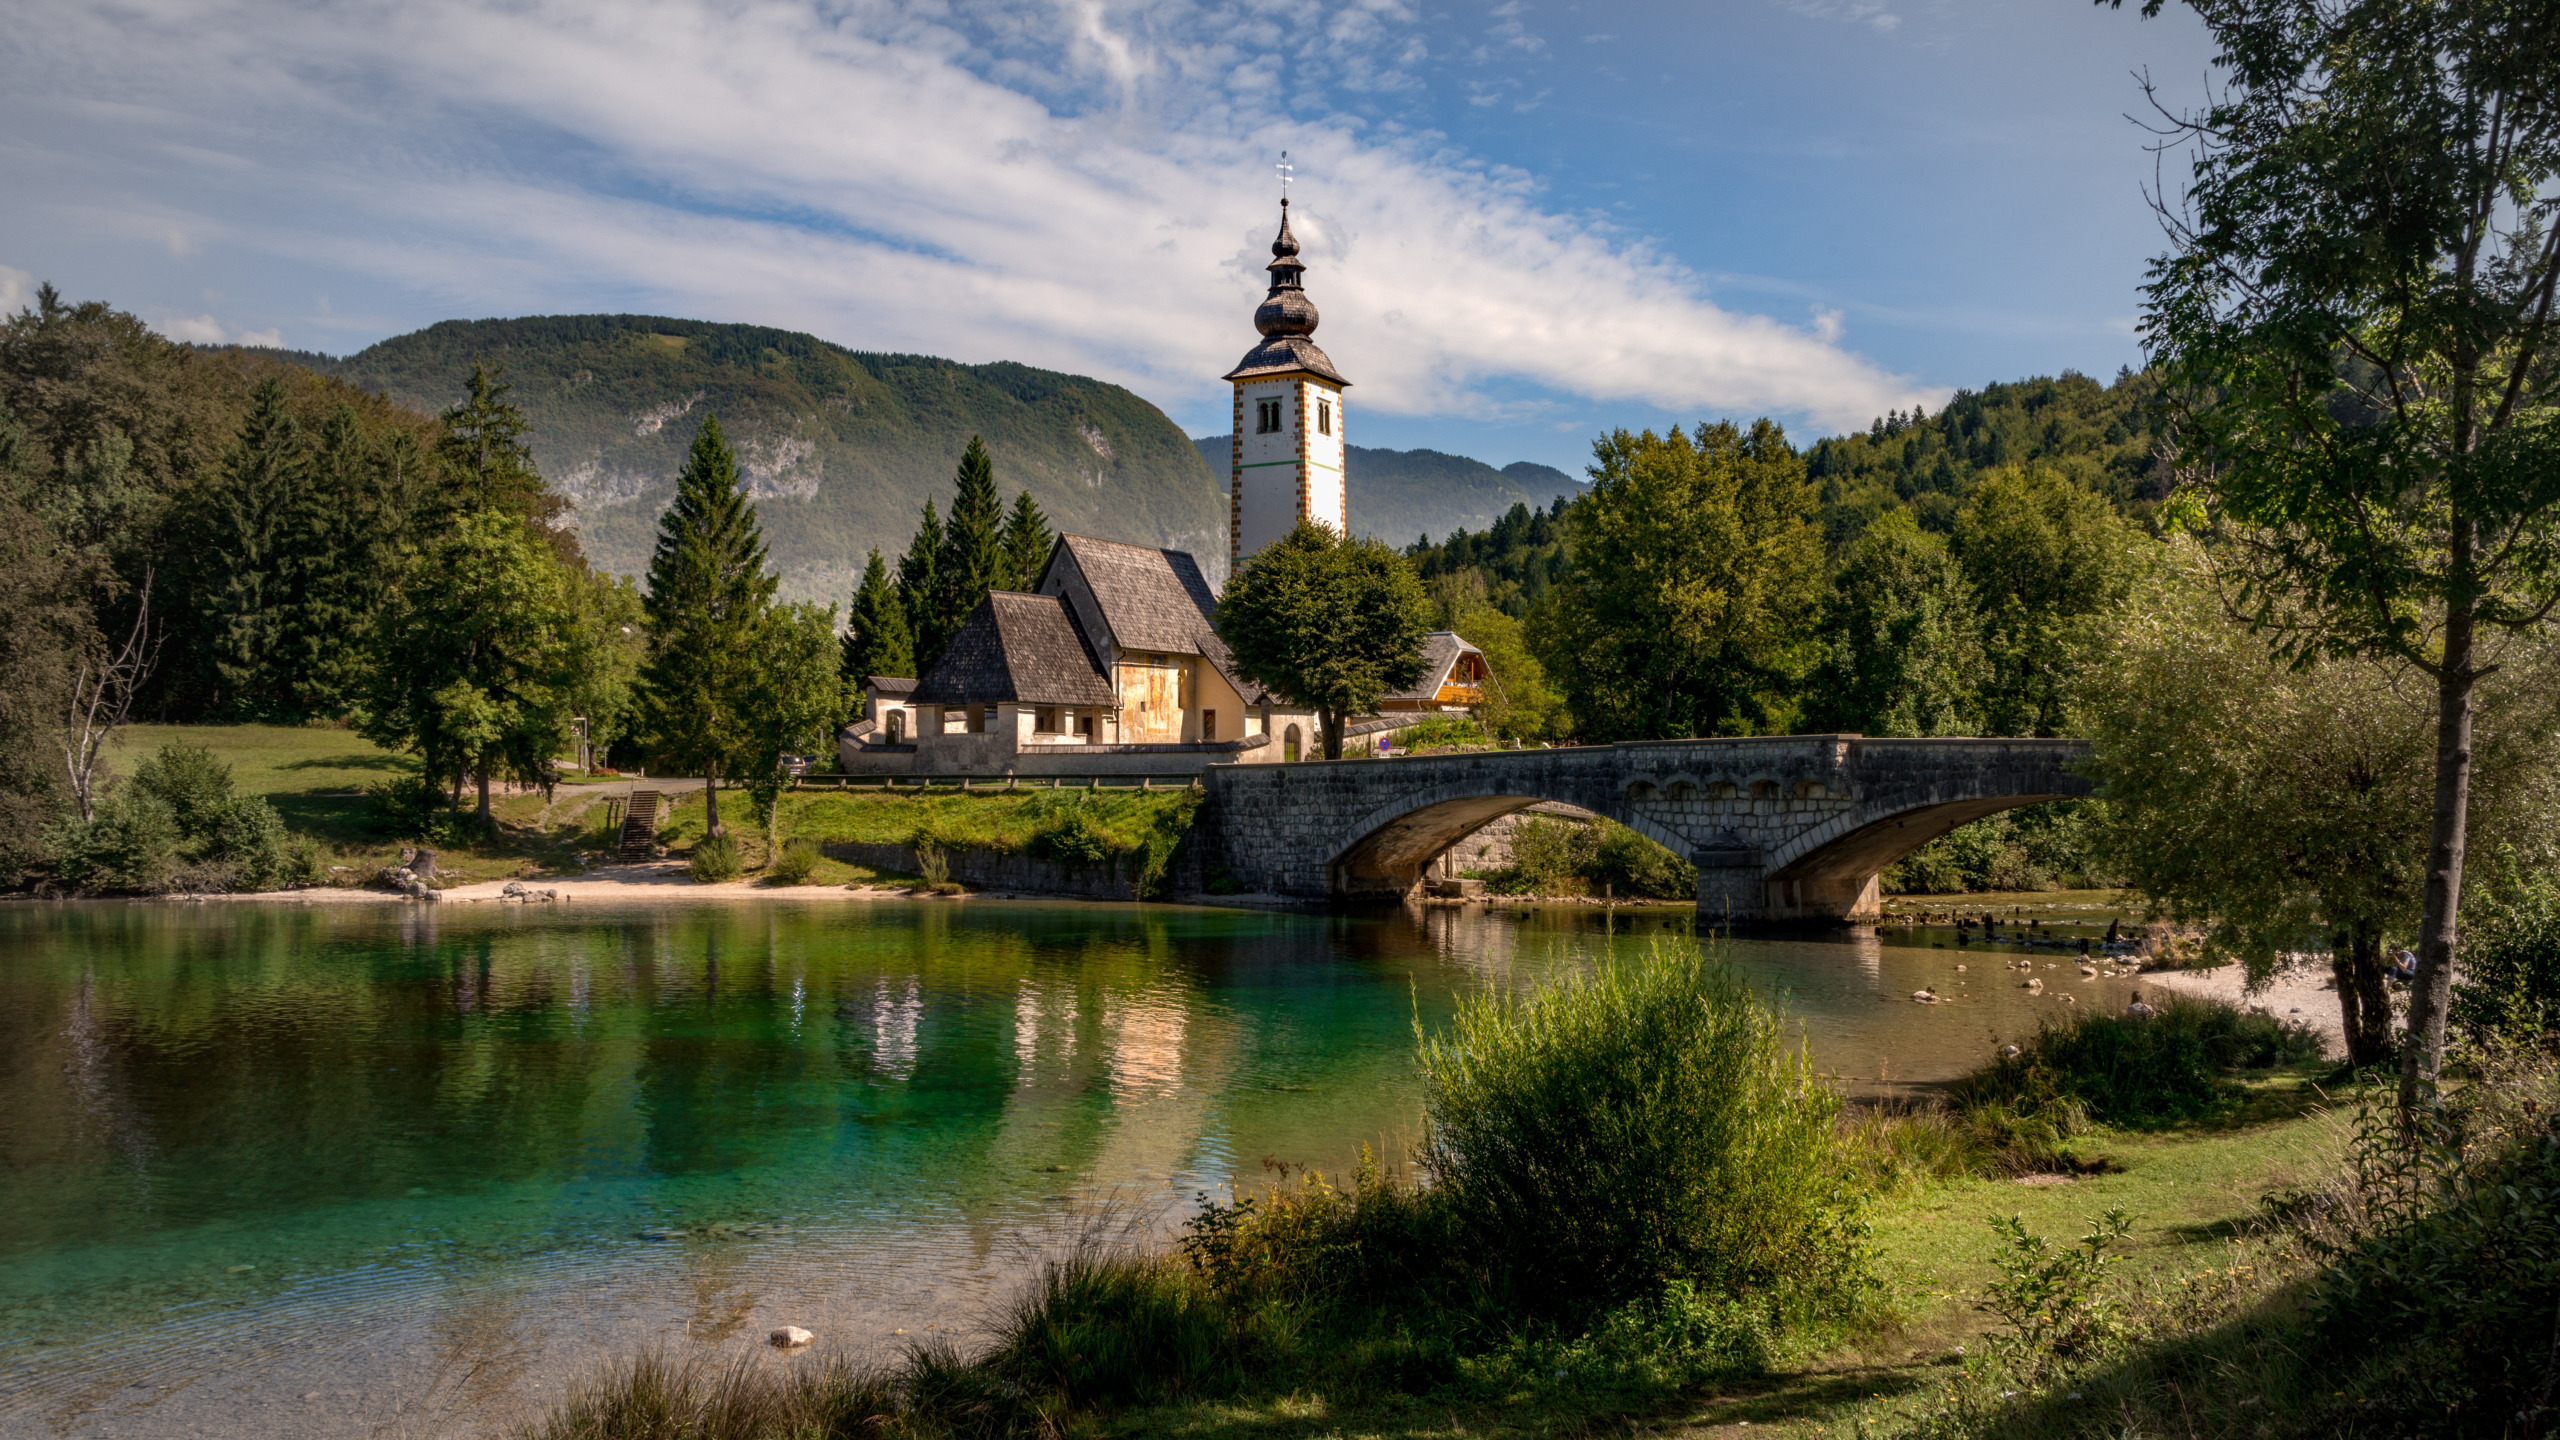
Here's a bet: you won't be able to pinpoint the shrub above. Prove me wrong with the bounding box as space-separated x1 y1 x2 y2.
2302 1047 2560 1431
1418 941 1872 1321
1500 815 1599 895
1592 821 1697 899
47 743 300 893
1391 715 1492 750
687 831 743 882
2453 848 2560 1040
767 838 821 885
366 773 456 842
1952 996 2322 1128
1030 803 1117 866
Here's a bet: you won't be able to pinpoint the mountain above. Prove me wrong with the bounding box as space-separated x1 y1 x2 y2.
269 315 1228 604
1190 436 1584 546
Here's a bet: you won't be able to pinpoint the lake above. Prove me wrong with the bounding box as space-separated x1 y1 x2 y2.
0 896 2142 1438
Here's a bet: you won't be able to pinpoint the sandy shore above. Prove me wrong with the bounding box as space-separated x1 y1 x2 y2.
2141 960 2377 1061
197 861 935 906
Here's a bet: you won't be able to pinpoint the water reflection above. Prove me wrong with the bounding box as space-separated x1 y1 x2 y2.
0 897 2145 1437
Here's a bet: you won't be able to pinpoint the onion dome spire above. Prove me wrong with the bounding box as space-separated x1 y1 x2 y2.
1254 201 1320 339
1225 191 1348 385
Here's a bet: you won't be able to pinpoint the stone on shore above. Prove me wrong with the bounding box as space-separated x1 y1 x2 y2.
769 1326 814 1348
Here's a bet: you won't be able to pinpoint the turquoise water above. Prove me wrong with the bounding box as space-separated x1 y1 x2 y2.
0 897 2136 1436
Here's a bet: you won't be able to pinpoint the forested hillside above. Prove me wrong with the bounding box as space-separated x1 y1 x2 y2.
273 316 1227 601
1190 435 1580 545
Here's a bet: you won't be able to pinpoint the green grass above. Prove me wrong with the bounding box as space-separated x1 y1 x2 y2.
98 724 616 884
656 786 1202 890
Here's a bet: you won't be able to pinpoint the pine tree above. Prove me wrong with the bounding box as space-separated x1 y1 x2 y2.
435 362 570 542
638 414 775 835
927 435 1006 663
207 376 308 721
842 549 915 686
287 404 381 716
896 499 942 666
1002 488 1053 591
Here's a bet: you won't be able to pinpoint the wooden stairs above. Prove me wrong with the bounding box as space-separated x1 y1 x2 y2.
616 790 662 862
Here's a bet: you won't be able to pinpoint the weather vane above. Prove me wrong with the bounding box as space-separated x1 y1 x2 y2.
1277 151 1292 206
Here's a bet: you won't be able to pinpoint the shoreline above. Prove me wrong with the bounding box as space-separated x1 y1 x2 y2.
2141 960 2362 1060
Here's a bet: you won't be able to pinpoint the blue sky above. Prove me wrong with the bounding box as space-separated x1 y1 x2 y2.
0 0 2217 473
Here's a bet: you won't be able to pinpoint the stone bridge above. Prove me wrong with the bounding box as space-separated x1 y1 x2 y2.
1196 735 2093 922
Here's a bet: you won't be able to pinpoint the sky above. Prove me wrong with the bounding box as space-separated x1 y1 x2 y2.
0 0 2220 472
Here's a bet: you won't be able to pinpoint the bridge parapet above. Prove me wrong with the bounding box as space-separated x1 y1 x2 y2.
1195 735 2092 922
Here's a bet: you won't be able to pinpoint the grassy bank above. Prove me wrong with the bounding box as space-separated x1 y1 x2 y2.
77 725 1204 894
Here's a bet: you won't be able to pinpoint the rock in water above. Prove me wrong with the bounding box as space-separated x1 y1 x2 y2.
769 1326 815 1349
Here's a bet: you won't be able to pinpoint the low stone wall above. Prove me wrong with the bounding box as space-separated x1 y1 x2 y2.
820 841 1152 901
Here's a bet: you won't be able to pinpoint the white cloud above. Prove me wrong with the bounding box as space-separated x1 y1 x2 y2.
154 312 229 344
0 264 32 314
237 327 284 347
3 0 1942 431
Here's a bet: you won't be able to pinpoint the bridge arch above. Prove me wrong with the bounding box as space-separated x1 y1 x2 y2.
1197 736 2092 920
1325 784 1692 896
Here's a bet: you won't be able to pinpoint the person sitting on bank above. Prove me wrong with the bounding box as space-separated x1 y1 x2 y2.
2391 948 2418 985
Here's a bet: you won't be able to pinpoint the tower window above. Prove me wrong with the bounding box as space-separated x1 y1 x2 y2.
1255 398 1282 434
1317 399 1332 435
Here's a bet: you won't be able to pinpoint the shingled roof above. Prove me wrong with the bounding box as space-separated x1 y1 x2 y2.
1224 334 1348 385
1048 535 1241 672
911 592 1114 707
1383 631 1487 703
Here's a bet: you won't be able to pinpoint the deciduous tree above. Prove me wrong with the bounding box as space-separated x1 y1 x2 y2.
1951 465 2145 736
1531 421 1823 740
1221 522 1432 759
2077 541 2560 1065
361 511 581 827
1806 510 1983 736
2115 0 2560 1101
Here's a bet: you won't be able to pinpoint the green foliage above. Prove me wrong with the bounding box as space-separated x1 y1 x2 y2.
2125 0 2560 1098
1981 1208 2135 1374
1388 714 1490 750
838 548 914 685
2454 849 2560 1040
1950 465 2142 737
740 601 845 824
1951 997 2322 1129
925 434 1006 670
1805 508 1982 736
46 741 302 893
1220 522 1433 758
686 830 743 882
1001 486 1053 592
1803 371 2162 545
2307 1053 2560 1432
1406 497 1570 618
1592 821 1697 899
1028 801 1116 866
1423 569 1570 740
204 377 308 720
893 500 939 668
1419 942 1870 1320
361 510 584 823
365 773 458 843
767 837 821 885
640 414 776 830
1533 420 1823 740
1881 802 2114 895
433 361 565 535
1480 816 1695 900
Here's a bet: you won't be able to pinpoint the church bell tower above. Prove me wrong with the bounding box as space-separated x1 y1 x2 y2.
1226 179 1349 565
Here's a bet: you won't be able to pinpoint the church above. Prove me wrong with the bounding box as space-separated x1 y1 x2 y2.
836 198 1492 777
